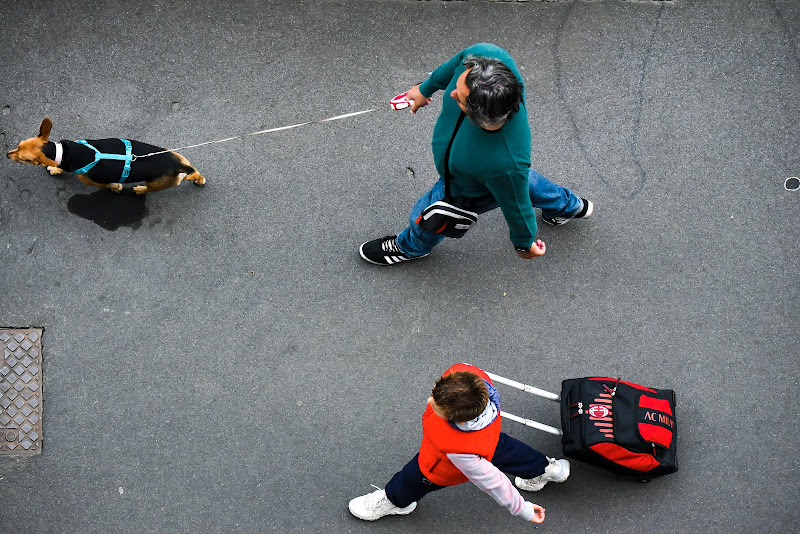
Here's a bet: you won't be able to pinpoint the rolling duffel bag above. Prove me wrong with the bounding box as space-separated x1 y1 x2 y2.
485 372 678 481
560 377 678 480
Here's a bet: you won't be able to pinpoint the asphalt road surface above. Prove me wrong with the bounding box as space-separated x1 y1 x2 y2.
1 0 798 532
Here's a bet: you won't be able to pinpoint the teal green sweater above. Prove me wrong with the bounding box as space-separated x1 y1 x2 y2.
418 43 536 250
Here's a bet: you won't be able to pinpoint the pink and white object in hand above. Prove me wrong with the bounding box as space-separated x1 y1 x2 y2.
390 92 412 110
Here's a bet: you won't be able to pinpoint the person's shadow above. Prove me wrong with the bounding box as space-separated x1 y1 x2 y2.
67 189 148 231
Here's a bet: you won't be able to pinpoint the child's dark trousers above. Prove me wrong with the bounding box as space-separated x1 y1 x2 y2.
385 432 549 508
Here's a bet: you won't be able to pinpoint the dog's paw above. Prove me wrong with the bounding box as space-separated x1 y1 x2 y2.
193 176 206 187
109 183 123 193
133 185 148 195
47 166 64 176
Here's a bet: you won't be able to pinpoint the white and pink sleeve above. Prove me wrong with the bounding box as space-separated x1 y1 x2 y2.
447 453 536 521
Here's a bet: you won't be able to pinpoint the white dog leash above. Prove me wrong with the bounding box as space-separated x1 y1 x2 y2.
132 107 390 160
132 92 415 160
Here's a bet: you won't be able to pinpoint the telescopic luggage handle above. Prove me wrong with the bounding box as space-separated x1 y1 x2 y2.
486 373 561 402
485 372 563 436
499 411 562 436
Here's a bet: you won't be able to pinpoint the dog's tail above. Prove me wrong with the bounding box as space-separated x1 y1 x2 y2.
178 163 206 187
172 151 206 187
180 162 197 174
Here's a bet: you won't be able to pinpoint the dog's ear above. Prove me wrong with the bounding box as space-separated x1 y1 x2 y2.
38 118 53 140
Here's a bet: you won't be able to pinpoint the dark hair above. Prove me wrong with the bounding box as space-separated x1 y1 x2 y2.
431 371 489 422
463 56 523 129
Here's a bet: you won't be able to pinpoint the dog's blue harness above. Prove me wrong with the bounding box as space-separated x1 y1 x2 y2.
73 139 133 181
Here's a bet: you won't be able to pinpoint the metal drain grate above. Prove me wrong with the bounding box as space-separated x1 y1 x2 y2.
0 328 43 455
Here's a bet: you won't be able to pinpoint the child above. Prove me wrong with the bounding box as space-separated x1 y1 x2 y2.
348 363 570 523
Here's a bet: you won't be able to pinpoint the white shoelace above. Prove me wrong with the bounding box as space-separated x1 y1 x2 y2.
381 239 401 254
366 484 391 509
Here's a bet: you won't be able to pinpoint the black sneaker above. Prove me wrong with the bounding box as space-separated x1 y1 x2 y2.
359 235 428 265
542 197 594 226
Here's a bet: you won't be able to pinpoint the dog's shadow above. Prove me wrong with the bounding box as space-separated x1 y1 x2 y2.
67 188 149 231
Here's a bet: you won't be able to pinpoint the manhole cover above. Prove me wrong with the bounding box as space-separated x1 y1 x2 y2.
0 328 43 455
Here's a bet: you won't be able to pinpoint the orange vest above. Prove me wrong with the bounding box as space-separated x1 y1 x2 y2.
417 363 502 486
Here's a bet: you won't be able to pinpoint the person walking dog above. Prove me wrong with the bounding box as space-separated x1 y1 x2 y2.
348 363 570 523
359 43 592 265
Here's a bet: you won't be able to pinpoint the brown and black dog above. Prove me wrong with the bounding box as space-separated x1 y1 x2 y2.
6 118 205 194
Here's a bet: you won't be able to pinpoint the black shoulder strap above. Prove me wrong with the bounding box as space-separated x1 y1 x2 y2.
444 112 466 198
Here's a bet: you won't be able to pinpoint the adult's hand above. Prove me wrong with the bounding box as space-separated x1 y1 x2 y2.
406 85 432 113
515 239 546 259
529 504 545 523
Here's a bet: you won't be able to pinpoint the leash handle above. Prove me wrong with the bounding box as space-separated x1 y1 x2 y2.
390 92 412 110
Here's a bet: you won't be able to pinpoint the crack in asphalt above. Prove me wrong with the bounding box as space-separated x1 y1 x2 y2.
628 3 665 198
553 3 607 187
554 3 665 198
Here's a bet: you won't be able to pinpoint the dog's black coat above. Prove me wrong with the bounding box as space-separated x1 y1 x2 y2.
42 139 195 184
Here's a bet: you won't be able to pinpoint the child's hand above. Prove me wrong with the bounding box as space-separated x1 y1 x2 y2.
529 504 545 523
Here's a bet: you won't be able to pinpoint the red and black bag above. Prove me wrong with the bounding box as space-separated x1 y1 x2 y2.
560 377 678 479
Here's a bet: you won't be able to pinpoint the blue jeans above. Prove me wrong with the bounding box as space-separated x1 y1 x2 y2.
396 169 582 257
384 433 549 508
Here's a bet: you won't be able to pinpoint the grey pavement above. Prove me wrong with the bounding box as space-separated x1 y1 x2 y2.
1 0 798 532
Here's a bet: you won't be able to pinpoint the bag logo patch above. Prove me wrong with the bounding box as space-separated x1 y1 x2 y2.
589 394 615 439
